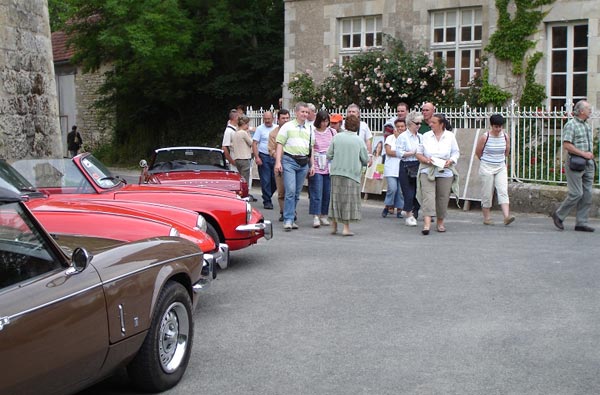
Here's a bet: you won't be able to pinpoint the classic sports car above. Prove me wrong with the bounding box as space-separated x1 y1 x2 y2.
139 146 249 197
0 188 203 394
12 153 272 252
0 159 229 269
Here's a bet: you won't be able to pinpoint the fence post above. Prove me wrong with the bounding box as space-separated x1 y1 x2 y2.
509 100 517 181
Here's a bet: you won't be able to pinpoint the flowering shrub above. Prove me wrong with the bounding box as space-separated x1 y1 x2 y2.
288 40 457 109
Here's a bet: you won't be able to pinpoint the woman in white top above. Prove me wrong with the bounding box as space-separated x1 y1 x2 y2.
396 112 423 226
415 113 459 235
381 119 405 218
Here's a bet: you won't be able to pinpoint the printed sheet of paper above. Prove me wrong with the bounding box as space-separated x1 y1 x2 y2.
430 156 446 169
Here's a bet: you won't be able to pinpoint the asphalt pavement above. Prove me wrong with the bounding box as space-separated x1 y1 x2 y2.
81 183 600 395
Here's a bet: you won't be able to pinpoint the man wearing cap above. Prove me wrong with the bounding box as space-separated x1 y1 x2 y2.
329 113 343 132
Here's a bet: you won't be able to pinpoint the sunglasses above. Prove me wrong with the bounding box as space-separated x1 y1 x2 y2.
412 122 422 125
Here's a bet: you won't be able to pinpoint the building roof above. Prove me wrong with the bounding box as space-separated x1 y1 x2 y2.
51 31 75 63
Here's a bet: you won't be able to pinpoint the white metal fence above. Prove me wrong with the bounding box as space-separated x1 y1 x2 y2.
247 102 600 186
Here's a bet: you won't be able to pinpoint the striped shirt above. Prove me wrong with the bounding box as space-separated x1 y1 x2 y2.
562 117 592 152
481 133 507 164
276 119 314 156
312 127 336 175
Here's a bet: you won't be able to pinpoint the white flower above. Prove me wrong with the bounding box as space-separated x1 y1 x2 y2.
406 78 413 84
294 77 299 81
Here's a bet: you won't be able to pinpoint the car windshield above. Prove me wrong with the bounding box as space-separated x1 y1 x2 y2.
0 200 62 288
79 155 122 189
0 160 45 197
150 148 226 172
12 158 96 193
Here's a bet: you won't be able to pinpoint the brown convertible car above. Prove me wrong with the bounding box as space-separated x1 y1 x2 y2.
0 187 206 394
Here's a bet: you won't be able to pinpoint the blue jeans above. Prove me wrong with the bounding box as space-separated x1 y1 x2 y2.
308 173 331 215
384 176 403 209
258 152 276 205
399 161 420 217
282 155 309 223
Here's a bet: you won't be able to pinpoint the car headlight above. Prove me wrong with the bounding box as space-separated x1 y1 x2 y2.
196 214 207 231
246 202 252 223
169 227 180 237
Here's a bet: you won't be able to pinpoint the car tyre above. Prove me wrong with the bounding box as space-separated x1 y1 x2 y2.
127 281 194 392
206 222 220 245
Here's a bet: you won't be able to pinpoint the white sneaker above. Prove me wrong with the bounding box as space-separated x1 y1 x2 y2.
313 216 321 228
320 217 330 226
283 222 292 231
405 216 417 226
291 222 299 229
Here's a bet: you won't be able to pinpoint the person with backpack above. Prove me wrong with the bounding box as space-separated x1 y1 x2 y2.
475 114 515 226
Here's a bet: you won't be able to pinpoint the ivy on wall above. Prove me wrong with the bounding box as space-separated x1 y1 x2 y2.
486 0 554 75
485 0 554 107
520 52 546 107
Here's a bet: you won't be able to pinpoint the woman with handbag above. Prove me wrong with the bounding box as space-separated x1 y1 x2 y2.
396 111 423 226
475 114 515 226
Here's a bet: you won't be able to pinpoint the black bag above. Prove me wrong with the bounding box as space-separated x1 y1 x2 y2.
293 156 309 166
569 155 587 171
405 161 419 178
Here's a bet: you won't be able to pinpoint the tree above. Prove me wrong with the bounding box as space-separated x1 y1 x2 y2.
52 0 283 162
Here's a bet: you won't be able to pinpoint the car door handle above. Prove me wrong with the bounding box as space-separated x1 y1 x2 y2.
0 316 9 331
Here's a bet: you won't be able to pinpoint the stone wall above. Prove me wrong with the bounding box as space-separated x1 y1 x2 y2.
0 0 62 160
75 63 115 151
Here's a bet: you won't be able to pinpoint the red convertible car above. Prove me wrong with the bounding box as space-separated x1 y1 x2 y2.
139 146 249 197
12 153 272 252
1 159 229 269
0 188 203 394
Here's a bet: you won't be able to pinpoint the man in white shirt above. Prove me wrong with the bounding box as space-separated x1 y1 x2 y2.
383 102 409 139
221 109 239 170
346 103 373 165
306 103 317 127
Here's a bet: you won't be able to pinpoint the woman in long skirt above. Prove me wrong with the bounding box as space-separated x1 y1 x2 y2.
326 114 369 236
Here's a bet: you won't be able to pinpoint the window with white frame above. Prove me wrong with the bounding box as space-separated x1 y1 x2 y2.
339 15 382 63
430 8 482 91
547 23 588 109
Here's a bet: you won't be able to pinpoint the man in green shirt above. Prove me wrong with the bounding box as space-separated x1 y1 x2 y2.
275 102 315 230
552 100 595 232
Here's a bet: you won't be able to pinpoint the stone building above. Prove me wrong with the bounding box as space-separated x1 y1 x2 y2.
282 0 600 109
52 31 114 153
0 0 62 160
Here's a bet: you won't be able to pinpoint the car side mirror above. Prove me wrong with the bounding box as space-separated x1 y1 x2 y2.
139 159 148 168
71 247 92 273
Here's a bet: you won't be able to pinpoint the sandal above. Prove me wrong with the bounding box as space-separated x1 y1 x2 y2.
436 224 446 232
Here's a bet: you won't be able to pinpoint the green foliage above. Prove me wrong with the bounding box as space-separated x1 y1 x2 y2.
520 52 546 108
486 0 554 75
51 0 284 165
288 39 456 109
478 67 511 107
48 0 75 31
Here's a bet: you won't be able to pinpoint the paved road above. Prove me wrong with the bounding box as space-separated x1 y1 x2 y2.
81 186 600 395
